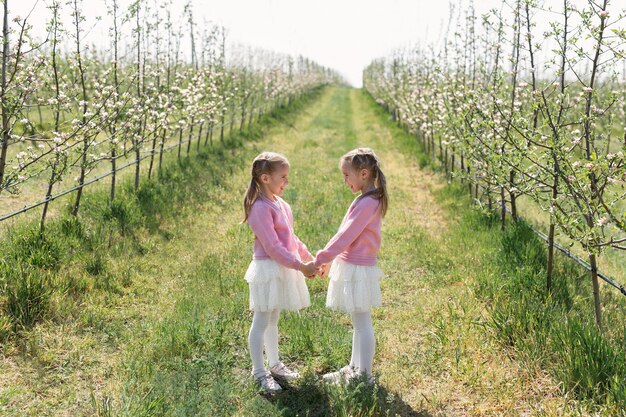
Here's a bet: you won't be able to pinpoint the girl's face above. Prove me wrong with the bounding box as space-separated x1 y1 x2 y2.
341 161 372 194
260 164 289 199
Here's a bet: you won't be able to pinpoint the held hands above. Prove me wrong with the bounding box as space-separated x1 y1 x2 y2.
318 262 330 278
300 260 329 278
300 261 317 278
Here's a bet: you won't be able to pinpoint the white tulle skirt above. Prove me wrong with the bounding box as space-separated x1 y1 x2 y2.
326 258 383 313
244 259 311 312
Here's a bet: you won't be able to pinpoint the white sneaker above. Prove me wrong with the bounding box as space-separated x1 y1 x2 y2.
352 370 376 385
363 373 376 385
322 365 355 384
269 362 300 381
254 370 282 392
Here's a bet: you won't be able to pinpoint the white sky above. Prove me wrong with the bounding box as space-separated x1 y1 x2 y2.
8 0 626 87
202 0 465 86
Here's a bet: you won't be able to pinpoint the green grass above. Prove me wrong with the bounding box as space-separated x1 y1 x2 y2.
2 86 626 416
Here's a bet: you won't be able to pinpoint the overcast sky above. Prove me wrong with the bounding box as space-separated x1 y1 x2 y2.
8 0 626 86
198 0 484 86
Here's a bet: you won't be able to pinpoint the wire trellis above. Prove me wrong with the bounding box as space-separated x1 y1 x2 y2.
0 109 263 222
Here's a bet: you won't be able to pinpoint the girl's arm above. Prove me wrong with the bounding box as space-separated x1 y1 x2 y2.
283 199 313 261
294 235 313 262
248 204 303 271
314 198 378 268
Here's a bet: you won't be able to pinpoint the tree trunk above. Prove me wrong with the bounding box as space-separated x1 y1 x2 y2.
134 141 140 190
196 122 203 151
186 119 194 155
71 0 89 217
240 102 246 132
111 147 116 203
509 171 518 221
220 110 225 143
546 223 555 293
148 127 157 179
500 186 506 231
204 122 211 146
460 153 465 184
158 127 166 175
589 253 602 329
0 0 9 192
40 161 58 234
177 127 182 162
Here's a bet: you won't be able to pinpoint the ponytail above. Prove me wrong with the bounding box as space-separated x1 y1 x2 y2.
374 165 388 217
242 176 260 223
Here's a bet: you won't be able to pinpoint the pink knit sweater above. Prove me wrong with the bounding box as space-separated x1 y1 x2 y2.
314 195 382 268
247 195 312 270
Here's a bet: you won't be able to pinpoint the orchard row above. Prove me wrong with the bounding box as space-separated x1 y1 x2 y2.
364 0 626 327
0 0 341 228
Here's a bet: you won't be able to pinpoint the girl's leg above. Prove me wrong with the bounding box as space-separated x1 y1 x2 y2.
264 309 281 367
249 310 271 377
351 311 375 375
349 326 360 369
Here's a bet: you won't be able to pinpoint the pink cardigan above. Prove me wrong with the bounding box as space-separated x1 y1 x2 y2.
247 195 312 270
314 195 382 268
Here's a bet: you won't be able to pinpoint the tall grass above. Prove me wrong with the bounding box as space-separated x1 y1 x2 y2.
434 182 626 411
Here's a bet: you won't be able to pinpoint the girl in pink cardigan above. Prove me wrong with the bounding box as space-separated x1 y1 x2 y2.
242 152 317 392
314 148 388 384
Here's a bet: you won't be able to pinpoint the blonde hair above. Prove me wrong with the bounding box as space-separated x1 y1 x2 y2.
340 147 388 217
242 151 290 222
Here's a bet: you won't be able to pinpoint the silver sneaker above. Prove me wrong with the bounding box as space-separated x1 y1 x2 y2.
322 365 355 384
254 370 282 392
269 362 300 381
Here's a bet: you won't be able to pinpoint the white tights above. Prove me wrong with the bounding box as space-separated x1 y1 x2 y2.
349 311 375 376
248 309 281 377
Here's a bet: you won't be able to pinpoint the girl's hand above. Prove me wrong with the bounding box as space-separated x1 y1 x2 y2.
318 263 330 278
300 261 317 278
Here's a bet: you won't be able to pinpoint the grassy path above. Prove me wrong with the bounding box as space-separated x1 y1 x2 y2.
3 87 591 416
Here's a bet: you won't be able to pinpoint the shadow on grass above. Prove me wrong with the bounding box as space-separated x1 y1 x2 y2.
261 373 430 417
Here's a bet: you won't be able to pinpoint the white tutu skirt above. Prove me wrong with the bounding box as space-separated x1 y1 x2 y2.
244 259 311 312
326 258 383 313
